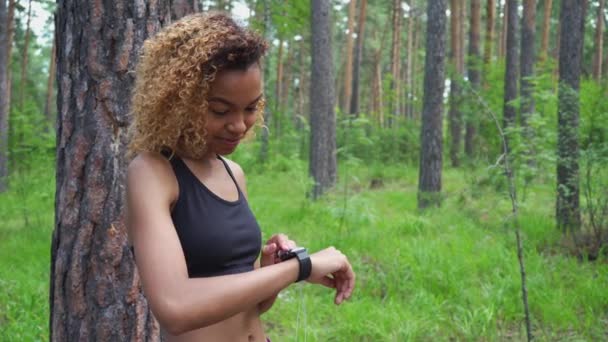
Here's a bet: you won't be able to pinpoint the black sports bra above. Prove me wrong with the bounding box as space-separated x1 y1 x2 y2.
168 155 262 278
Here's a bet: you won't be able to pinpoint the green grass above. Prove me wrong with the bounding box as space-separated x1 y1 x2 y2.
1 154 607 341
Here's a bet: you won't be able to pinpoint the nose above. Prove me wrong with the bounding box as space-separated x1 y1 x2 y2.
227 113 247 134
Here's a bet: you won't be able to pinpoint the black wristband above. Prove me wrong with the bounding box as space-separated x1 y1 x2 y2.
279 247 312 282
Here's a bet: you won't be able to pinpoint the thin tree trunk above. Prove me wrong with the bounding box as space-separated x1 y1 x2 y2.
540 0 553 62
282 41 295 120
310 0 337 199
405 4 416 119
19 0 33 110
259 0 271 163
371 26 388 125
499 0 508 59
0 0 10 192
275 38 284 135
466 0 481 157
171 0 199 20
593 0 605 80
342 0 356 112
449 0 463 167
418 0 447 209
410 13 421 120
503 0 519 152
483 0 495 87
50 1 178 340
44 32 57 128
389 0 402 126
556 0 583 232
349 0 367 116
520 0 536 160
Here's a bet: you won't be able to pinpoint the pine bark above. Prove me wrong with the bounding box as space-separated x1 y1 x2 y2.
520 0 536 156
342 0 356 112
275 38 284 134
50 1 178 340
556 0 584 231
503 0 519 152
349 0 367 116
483 0 495 86
466 0 481 157
593 0 605 80
499 1 508 59
310 0 337 199
540 0 553 62
418 0 447 209
405 4 415 119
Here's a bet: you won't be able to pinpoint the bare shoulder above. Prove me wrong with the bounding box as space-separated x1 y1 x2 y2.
127 152 179 217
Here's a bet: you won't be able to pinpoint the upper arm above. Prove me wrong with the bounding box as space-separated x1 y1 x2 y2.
126 154 187 324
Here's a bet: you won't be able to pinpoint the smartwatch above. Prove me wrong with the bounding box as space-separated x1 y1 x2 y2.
278 247 312 282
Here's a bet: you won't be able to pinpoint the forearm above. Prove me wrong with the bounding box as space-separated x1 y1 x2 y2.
164 258 299 334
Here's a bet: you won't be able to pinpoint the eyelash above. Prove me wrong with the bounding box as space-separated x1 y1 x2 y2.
212 108 257 116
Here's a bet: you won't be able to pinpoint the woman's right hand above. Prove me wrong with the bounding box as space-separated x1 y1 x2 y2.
307 247 356 305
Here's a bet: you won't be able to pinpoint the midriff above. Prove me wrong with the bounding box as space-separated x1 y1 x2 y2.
162 307 266 342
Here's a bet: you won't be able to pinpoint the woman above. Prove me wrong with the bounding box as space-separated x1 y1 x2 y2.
126 12 355 341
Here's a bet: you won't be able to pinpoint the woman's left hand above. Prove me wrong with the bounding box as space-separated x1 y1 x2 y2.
260 234 297 268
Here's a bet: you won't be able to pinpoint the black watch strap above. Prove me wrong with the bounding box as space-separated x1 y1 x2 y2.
279 247 312 282
294 248 311 282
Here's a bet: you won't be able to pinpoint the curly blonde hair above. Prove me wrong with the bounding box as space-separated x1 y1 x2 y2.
128 12 268 159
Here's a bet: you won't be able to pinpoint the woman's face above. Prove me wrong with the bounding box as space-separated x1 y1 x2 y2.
204 63 263 156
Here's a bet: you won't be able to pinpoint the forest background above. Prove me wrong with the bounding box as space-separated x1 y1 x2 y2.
0 0 607 341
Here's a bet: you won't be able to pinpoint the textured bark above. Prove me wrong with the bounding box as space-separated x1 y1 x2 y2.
448 0 463 167
259 0 271 163
520 0 536 158
281 41 294 119
342 0 356 112
466 0 481 157
45 33 57 128
171 0 198 20
371 27 388 124
50 1 181 340
389 0 401 126
556 0 583 231
349 0 367 115
593 0 605 80
540 0 553 62
310 0 336 199
503 0 518 152
274 38 284 135
418 0 446 209
0 0 9 192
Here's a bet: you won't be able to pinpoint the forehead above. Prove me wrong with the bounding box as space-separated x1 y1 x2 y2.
208 64 262 102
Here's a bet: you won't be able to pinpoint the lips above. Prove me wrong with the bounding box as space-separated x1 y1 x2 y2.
217 137 242 148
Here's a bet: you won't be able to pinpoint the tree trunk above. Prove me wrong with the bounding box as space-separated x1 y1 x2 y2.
556 0 583 232
342 0 356 112
449 0 463 167
310 0 337 199
540 0 553 62
389 0 401 126
418 0 447 209
281 41 295 124
466 0 481 157
410 12 422 120
50 1 178 340
274 38 284 135
498 1 508 59
0 0 9 192
520 0 536 159
171 0 198 20
503 0 518 152
349 0 367 116
259 0 271 163
45 32 57 128
19 0 33 110
371 27 388 125
483 0 495 87
404 4 415 119
593 0 605 80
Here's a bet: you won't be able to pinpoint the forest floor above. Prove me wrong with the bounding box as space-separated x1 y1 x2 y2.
0 153 607 341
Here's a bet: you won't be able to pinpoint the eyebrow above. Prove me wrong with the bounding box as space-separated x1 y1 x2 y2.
208 94 263 107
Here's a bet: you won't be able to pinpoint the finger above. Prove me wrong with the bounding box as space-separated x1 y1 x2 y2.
262 243 277 255
316 276 336 289
287 239 297 250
